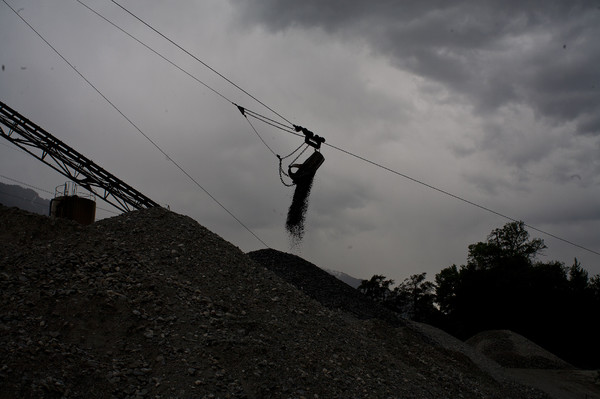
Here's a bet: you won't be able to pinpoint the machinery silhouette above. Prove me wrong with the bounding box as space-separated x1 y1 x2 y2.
0 100 160 221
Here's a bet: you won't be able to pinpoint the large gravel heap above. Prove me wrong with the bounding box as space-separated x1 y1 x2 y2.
0 205 548 398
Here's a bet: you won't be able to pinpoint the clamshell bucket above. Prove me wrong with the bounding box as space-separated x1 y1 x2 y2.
288 151 325 184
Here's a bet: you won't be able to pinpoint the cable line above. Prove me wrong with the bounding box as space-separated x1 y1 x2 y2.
323 141 600 256
236 106 277 157
3 0 269 248
0 174 54 196
77 1 289 162
1 139 30 155
242 107 296 132
0 174 119 214
111 0 294 127
76 0 233 106
76 1 304 167
0 189 51 207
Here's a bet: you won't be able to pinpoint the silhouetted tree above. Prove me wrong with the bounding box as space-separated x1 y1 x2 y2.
434 265 459 315
568 258 589 292
436 222 546 335
467 221 546 270
359 273 441 323
391 273 436 322
590 275 600 303
358 275 394 303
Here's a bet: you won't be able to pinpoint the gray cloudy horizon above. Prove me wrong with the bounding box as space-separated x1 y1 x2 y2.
1 0 599 282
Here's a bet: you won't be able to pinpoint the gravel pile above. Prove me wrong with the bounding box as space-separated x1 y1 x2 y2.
247 249 403 326
247 249 513 386
0 204 549 398
466 330 573 369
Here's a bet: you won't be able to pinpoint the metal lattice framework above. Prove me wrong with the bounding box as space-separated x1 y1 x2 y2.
0 100 160 213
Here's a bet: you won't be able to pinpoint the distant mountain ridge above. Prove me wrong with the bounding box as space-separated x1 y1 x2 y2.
324 268 363 289
0 182 50 215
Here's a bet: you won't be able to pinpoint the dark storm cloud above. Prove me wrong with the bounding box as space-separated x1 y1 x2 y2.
233 0 600 135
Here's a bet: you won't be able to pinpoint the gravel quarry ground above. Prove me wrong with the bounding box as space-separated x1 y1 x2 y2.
466 330 600 399
0 204 576 398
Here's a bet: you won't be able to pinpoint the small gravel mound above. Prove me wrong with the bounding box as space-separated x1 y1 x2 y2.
466 330 573 369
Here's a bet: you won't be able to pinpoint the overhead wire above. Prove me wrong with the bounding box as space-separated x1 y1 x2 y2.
319 142 600 256
76 0 282 167
242 108 297 133
0 174 53 196
239 111 278 157
0 189 52 208
77 0 300 161
110 0 295 127
78 1 303 182
2 0 269 248
0 174 119 214
103 0 295 161
1 140 30 156
75 0 233 106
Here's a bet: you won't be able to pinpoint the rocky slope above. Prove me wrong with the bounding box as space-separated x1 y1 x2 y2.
0 204 548 398
247 249 404 326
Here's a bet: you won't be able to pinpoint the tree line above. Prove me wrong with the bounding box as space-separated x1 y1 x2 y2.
358 221 600 369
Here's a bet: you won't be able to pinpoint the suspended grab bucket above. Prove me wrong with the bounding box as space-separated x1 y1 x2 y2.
288 151 325 184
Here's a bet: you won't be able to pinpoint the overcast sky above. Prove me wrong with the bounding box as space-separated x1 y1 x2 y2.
1 0 599 282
